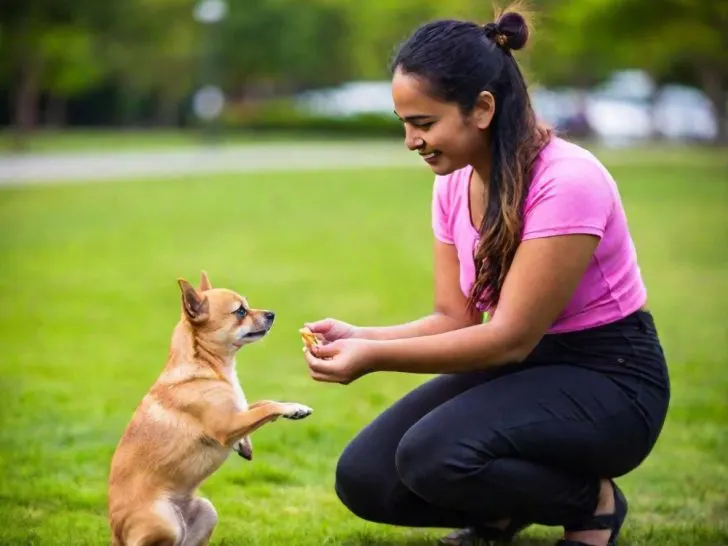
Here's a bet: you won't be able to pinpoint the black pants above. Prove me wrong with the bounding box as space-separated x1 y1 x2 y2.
335 310 670 528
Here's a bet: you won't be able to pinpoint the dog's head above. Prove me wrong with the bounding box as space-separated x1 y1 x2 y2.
176 271 275 353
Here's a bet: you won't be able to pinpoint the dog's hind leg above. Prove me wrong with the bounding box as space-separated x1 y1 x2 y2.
180 497 217 546
124 499 184 546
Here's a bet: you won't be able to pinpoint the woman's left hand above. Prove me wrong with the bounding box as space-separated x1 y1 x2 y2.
304 338 378 384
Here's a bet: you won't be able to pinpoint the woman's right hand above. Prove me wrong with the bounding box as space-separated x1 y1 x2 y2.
303 318 362 344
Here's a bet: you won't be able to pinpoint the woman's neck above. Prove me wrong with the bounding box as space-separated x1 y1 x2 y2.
468 136 492 229
470 132 492 190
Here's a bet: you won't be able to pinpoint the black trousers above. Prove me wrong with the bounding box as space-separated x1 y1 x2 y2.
335 310 670 528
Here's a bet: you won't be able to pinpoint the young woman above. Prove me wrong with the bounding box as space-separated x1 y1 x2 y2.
303 7 670 546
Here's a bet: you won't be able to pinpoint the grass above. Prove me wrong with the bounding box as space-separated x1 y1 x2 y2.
0 145 727 545
0 128 397 156
2 127 726 169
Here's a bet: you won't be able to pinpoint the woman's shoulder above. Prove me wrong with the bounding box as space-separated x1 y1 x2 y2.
536 135 605 169
530 136 618 197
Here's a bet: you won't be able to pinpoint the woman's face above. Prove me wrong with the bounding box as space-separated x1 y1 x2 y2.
391 67 493 176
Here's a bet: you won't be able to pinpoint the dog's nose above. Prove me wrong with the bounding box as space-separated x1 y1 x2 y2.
264 311 275 322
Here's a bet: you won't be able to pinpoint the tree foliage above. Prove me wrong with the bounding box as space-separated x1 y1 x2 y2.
0 0 725 141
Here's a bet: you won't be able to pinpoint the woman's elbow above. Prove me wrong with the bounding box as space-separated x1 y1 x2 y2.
508 339 538 363
434 308 481 329
493 322 543 364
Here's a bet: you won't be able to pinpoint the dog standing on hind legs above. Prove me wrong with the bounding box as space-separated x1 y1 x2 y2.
108 271 313 546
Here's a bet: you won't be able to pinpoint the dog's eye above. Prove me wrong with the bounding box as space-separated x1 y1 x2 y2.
233 306 248 318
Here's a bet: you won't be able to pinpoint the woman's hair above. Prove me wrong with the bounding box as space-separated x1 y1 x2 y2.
391 2 552 311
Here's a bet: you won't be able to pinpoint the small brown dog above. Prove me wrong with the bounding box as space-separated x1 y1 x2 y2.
108 272 313 546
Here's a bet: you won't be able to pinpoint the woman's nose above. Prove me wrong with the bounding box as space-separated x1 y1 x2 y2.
404 127 424 151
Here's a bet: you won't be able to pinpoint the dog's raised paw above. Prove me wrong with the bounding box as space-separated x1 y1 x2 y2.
282 403 313 420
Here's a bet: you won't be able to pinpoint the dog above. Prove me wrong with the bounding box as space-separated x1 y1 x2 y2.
108 271 313 546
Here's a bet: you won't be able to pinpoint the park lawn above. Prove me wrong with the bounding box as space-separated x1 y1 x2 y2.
0 129 395 156
1 127 726 169
0 128 212 154
0 149 726 545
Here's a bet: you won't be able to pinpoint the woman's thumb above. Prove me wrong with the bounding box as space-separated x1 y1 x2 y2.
313 339 340 358
305 318 333 334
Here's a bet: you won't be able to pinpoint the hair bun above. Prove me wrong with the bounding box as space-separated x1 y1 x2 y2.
496 11 529 51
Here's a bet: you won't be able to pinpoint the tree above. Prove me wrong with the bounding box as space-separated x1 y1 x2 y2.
0 0 117 145
39 25 107 126
103 0 199 125
529 0 728 143
217 0 353 96
596 0 727 143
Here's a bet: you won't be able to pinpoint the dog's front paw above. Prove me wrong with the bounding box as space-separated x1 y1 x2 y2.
281 403 313 420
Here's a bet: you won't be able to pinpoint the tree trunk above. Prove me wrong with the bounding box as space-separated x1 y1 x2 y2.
155 93 180 127
699 66 728 145
45 93 67 127
11 56 42 151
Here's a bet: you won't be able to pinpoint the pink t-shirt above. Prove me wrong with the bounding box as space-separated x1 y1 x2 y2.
431 137 647 333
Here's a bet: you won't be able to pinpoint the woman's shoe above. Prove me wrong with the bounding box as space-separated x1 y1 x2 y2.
439 520 530 545
555 480 628 546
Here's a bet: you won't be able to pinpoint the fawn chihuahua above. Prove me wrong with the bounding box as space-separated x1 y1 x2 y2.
108 271 312 546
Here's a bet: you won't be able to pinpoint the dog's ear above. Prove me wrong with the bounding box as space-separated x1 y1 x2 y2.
177 278 209 323
199 270 212 292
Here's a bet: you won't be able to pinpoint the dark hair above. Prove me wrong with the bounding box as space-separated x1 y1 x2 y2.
391 2 552 311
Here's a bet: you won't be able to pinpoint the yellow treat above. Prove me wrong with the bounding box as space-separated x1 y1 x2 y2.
300 327 320 351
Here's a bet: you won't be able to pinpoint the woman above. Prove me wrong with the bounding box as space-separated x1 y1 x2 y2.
303 6 670 546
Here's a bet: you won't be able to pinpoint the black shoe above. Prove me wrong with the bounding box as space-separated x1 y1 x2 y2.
555 480 628 546
439 520 530 545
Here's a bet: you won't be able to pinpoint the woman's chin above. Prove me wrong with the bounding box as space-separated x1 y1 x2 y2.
426 156 459 176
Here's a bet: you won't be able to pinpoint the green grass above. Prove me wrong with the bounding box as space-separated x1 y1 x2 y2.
2 127 726 169
0 146 727 545
0 128 396 155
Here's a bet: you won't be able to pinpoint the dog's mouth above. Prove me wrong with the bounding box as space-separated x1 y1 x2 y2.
234 328 270 347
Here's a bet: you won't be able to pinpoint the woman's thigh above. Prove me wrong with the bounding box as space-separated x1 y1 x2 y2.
335 369 540 526
336 371 500 480
396 363 657 481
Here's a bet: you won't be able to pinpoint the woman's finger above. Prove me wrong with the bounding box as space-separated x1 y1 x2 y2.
311 340 340 358
304 348 328 368
310 369 338 383
305 318 334 334
307 357 336 375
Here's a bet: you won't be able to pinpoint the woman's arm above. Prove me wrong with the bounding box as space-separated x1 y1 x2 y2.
357 238 482 341
368 233 600 373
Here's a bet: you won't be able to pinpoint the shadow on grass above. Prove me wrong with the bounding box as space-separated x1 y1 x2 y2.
341 527 728 546
339 537 556 546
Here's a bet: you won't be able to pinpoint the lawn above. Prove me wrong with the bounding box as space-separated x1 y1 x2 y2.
0 128 394 156
0 146 726 545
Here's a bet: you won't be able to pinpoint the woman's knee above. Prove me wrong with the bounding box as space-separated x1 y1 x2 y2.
395 423 472 503
334 439 397 523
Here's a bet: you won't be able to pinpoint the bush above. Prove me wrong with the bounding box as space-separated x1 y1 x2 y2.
219 99 402 138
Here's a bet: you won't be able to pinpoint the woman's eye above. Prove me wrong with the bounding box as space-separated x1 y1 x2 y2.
234 306 248 318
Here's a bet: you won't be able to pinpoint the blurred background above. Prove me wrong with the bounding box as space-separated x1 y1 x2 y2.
0 0 725 150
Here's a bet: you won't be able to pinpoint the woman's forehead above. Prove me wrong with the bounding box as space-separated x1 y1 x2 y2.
392 70 451 115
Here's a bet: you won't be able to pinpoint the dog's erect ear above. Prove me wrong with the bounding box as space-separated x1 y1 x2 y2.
177 278 209 323
199 270 212 292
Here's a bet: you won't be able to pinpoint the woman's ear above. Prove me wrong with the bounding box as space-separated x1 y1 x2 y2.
473 91 496 130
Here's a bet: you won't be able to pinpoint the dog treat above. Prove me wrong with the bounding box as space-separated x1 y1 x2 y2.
300 327 321 351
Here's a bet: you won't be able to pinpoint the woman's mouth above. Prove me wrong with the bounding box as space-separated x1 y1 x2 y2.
420 151 441 164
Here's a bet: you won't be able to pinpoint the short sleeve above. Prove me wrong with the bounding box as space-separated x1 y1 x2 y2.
522 159 615 241
431 176 454 244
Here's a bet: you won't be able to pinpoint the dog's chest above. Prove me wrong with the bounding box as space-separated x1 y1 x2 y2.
227 364 248 411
